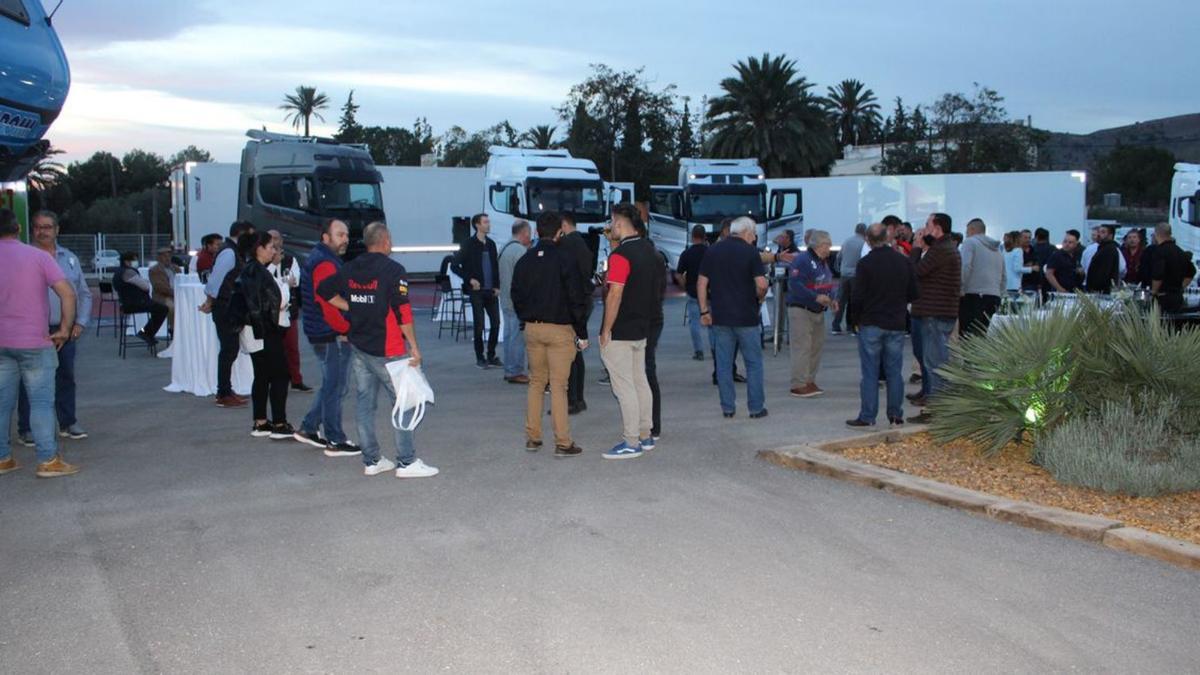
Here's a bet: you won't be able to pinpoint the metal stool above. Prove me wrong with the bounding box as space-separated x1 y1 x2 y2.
95 281 119 337
117 306 158 358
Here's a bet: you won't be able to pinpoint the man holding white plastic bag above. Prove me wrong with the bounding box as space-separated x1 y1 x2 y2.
317 223 438 478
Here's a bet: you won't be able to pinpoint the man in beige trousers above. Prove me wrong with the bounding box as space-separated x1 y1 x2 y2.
786 230 837 398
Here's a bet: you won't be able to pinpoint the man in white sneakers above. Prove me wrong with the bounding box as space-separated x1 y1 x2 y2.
317 222 438 478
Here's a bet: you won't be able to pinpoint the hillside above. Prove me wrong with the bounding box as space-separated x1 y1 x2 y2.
1044 113 1200 170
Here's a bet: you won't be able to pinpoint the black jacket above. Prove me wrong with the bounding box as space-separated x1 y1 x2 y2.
854 246 919 331
558 230 596 294
510 239 590 339
230 260 284 339
1086 239 1121 293
451 235 499 292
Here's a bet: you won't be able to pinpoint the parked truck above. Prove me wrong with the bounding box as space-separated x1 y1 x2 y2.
1171 163 1200 257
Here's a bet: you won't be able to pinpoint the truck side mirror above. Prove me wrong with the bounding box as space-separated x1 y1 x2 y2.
1189 193 1200 225
609 187 623 205
769 194 781 220
296 177 311 210
671 194 684 220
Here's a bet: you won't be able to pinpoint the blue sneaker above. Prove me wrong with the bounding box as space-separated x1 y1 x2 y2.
639 437 656 451
602 441 644 460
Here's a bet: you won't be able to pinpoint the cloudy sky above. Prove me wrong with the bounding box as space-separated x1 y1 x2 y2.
44 0 1200 164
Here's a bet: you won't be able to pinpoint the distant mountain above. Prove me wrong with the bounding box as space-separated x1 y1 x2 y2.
1044 113 1200 170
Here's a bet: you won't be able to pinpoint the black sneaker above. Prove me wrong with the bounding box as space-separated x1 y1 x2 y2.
525 440 543 452
292 429 329 448
291 382 314 393
251 422 272 438
324 440 362 457
907 412 934 424
909 373 923 384
269 422 296 440
888 417 905 428
487 356 503 368
136 330 158 346
733 373 747 383
476 358 488 369
692 351 704 361
749 409 769 419
846 419 875 428
554 443 582 458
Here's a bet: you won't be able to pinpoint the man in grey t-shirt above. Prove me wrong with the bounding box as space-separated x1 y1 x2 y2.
832 223 866 334
499 220 532 383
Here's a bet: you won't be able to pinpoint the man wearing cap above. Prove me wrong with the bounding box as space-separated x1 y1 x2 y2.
149 246 178 332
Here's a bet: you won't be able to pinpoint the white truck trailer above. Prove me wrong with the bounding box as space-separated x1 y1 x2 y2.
765 170 1089 248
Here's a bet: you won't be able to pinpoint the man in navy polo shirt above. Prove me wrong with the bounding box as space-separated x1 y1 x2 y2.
697 217 769 419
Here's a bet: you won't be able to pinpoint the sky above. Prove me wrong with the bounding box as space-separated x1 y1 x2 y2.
41 0 1200 165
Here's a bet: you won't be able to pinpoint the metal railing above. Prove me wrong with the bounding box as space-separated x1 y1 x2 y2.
56 234 172 276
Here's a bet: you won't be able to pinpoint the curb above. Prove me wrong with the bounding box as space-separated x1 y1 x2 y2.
758 433 1200 572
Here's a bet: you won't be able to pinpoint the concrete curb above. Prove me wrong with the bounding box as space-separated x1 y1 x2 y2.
758 431 1200 573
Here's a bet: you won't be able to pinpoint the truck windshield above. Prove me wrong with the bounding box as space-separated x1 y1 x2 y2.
319 179 382 211
689 191 765 224
526 179 606 221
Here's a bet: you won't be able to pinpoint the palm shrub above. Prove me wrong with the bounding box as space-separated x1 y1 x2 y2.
928 304 1082 456
1036 394 1200 496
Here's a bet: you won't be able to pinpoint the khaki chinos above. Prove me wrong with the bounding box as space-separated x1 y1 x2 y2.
788 306 826 388
524 321 578 448
600 338 652 445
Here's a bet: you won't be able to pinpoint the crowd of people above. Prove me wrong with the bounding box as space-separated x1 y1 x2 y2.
4 198 1198 479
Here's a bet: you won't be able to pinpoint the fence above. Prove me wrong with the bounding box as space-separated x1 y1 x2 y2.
58 234 173 276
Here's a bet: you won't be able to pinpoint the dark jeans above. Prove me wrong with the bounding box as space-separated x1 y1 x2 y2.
212 304 240 398
856 325 905 423
958 294 1000 338
301 339 353 444
832 276 854 331
568 303 593 406
127 299 169 339
468 289 500 360
17 326 76 432
913 316 955 398
250 330 290 422
646 321 662 436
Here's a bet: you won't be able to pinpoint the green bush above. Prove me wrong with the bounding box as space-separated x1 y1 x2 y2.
1036 395 1200 496
930 295 1200 458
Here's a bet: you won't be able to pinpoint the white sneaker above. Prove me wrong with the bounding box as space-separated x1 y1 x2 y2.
363 457 396 476
395 458 439 478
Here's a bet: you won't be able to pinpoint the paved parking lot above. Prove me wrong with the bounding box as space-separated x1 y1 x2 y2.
2 297 1198 673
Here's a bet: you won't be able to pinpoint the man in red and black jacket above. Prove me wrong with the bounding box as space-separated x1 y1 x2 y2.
317 222 438 479
294 219 358 455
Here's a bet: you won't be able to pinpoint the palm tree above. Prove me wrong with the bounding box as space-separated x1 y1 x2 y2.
26 144 66 192
824 79 882 148
279 85 330 137
705 53 835 177
521 125 558 149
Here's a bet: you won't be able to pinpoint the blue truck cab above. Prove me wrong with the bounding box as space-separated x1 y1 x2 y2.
0 0 70 181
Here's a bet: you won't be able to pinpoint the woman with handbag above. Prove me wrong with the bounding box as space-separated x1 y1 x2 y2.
230 231 293 439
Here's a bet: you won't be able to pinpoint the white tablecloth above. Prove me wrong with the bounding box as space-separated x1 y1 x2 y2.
163 277 253 396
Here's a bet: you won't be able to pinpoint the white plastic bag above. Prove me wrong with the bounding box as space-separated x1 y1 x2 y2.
386 358 435 431
238 325 263 354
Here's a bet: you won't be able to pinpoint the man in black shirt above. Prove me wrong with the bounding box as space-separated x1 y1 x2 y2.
1085 224 1121 293
848 223 919 428
451 213 501 369
1151 222 1197 313
557 213 595 412
318 222 438 479
1044 229 1083 293
511 212 589 457
675 225 708 359
698 216 769 419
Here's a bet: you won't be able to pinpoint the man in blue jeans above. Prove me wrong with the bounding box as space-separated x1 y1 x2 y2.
0 207 80 478
294 219 360 456
319 223 438 478
906 213 962 423
498 220 532 384
674 225 709 360
697 217 769 419
848 223 919 427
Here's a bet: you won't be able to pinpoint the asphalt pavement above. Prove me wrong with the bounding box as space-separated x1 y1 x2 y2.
2 296 1198 673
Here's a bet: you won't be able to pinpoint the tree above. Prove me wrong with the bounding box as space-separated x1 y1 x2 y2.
121 149 168 194
617 93 646 183
824 79 882 150
335 90 363 143
26 145 66 193
521 125 558 149
359 118 435 166
705 53 835 177
931 84 1047 173
66 151 123 205
167 145 212 167
557 64 679 192
1092 145 1177 206
677 98 696 160
440 121 523 167
279 85 330 137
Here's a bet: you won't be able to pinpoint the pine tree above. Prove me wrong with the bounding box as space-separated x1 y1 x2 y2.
335 90 362 143
677 98 696 159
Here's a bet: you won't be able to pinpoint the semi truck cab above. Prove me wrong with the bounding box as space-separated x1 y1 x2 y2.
1171 163 1200 259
